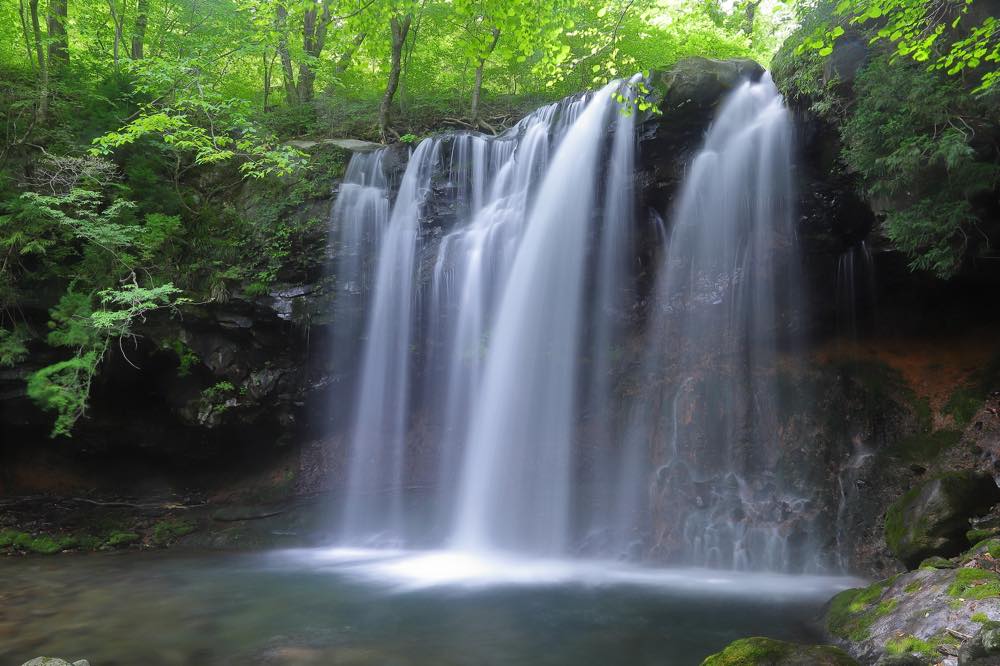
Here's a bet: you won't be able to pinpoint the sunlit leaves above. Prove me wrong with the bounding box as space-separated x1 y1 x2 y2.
796 0 999 92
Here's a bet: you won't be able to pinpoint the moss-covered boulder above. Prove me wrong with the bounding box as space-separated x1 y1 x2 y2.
825 560 1000 663
701 637 858 665
884 472 1000 568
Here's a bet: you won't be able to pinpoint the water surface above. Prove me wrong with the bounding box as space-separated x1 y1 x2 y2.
1 548 861 665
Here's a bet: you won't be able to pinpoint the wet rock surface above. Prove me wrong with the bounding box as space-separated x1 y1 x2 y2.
885 473 1000 568
828 540 1000 665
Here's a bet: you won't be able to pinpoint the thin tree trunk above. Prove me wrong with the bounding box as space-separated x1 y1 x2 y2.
47 0 69 69
743 0 761 42
106 0 123 68
471 28 500 125
275 5 298 104
335 32 366 74
379 14 412 142
19 0 36 71
131 0 149 59
263 49 275 111
28 0 47 121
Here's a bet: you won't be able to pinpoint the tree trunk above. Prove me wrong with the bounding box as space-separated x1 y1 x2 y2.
470 28 500 125
275 4 299 104
19 0 36 71
263 49 276 111
743 0 761 41
295 0 332 104
335 32 366 74
131 0 149 59
47 0 68 69
28 0 47 121
106 0 123 68
379 14 412 142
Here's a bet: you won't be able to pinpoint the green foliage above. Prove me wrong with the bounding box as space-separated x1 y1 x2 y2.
202 381 236 402
796 0 999 93
0 326 29 366
168 339 200 377
776 3 1000 279
1 175 185 436
151 518 196 546
27 351 102 437
841 54 999 278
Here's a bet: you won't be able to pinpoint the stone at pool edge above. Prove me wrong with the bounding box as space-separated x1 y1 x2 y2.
21 659 89 666
884 471 1000 569
700 637 859 665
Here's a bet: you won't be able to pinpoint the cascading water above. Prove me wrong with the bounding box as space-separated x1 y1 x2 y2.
335 87 609 548
640 74 812 571
328 72 831 571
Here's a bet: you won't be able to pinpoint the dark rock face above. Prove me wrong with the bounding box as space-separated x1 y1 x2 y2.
885 472 1000 568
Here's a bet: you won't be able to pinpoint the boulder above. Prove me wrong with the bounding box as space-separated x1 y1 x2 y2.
960 621 1000 665
21 659 88 666
826 561 1000 664
701 637 858 665
884 472 1000 568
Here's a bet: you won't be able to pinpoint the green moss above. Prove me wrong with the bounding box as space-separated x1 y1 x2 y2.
884 488 917 556
151 518 196 546
947 568 1000 600
889 428 962 463
968 529 1000 545
105 531 140 547
0 530 79 554
827 579 896 641
885 635 937 657
701 637 857 666
904 581 922 594
944 355 1000 426
973 612 991 623
919 556 956 569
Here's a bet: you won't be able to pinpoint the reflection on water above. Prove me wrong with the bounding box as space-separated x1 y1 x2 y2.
0 549 862 665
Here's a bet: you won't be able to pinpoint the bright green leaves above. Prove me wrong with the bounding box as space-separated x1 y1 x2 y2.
932 16 999 91
799 0 999 93
27 352 102 438
3 184 187 437
839 53 1000 278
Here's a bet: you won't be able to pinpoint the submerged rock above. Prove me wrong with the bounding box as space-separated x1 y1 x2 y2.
21 659 89 666
884 472 1000 568
701 637 858 665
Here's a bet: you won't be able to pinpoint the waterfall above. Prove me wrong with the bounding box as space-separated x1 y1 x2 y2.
640 74 810 570
328 72 826 570
336 85 616 548
451 81 619 555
